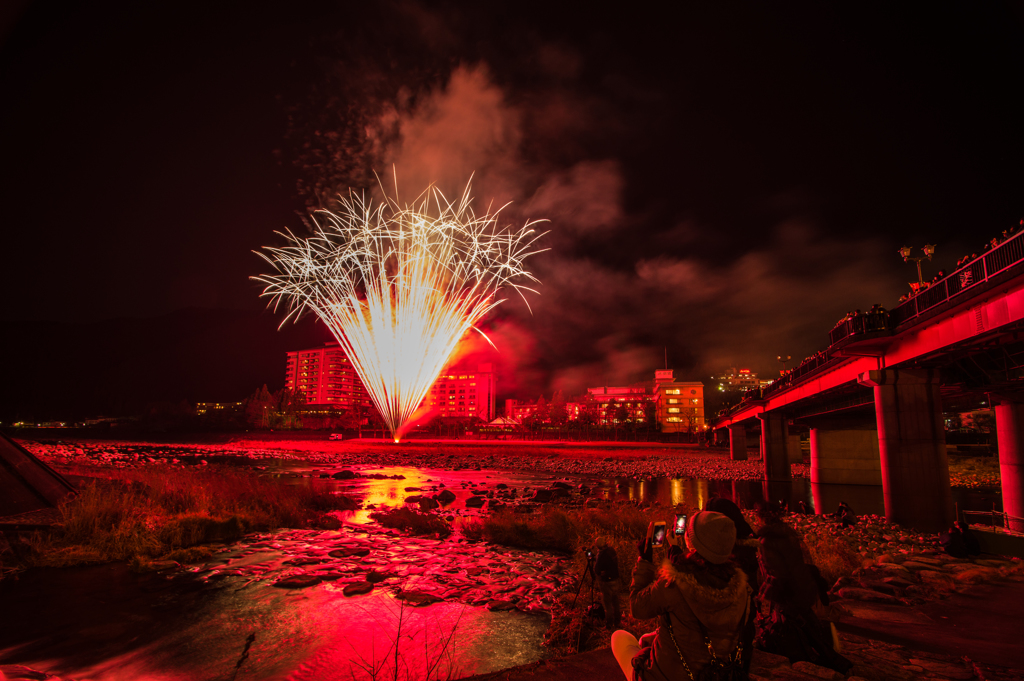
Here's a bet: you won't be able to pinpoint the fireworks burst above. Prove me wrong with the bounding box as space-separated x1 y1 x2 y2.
254 182 546 441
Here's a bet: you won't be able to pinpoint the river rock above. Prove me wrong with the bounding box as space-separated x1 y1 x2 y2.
343 581 375 596
532 489 553 503
791 660 844 679
954 567 999 583
396 590 443 606
418 497 440 511
274 574 323 589
436 489 457 504
366 570 393 583
333 470 358 480
465 496 485 509
918 570 955 588
329 547 371 558
836 587 900 604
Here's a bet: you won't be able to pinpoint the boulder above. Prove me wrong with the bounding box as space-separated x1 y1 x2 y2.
396 590 443 606
436 489 457 504
465 496 485 509
418 497 440 511
366 570 393 584
791 661 844 680
329 547 371 558
273 574 323 589
343 581 375 596
332 470 358 480
532 489 553 503
835 587 900 604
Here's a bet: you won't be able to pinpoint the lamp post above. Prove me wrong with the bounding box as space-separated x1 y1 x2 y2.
899 244 936 290
777 354 791 375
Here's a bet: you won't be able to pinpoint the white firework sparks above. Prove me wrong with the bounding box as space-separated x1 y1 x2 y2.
254 182 546 441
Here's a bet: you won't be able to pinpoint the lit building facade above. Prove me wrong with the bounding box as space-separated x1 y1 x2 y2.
713 368 772 392
653 370 705 433
284 342 372 410
427 364 496 421
196 401 243 416
586 386 651 424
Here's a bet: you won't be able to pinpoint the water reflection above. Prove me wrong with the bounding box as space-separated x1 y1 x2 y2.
275 461 1003 520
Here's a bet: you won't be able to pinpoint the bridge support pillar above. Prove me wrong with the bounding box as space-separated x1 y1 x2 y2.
858 369 953 532
995 401 1024 533
757 412 792 480
809 424 882 487
788 432 804 464
728 423 748 461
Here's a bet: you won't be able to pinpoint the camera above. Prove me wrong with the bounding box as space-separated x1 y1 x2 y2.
586 549 594 560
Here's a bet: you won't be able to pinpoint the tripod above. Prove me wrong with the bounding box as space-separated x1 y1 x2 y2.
571 554 600 652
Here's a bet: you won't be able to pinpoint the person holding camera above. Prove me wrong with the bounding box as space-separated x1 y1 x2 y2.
610 510 752 681
594 535 621 630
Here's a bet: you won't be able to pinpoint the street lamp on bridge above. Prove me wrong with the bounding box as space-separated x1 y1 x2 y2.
899 244 937 292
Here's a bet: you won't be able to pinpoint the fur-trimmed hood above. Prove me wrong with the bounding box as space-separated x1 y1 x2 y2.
658 560 750 631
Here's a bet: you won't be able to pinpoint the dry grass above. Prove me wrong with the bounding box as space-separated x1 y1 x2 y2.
14 467 359 573
369 506 452 537
801 530 861 586
948 455 1001 489
457 502 688 655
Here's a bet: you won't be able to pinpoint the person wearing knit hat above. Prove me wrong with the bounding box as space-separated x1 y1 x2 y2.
684 510 737 564
609 511 752 681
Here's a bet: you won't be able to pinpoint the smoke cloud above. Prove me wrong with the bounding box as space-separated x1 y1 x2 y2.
358 56 907 400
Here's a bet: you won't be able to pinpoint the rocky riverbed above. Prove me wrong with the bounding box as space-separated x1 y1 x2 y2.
19 437 805 481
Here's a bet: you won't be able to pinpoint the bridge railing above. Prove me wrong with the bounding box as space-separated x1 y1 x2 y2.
890 230 1024 327
963 509 1024 534
828 310 890 346
725 230 1024 420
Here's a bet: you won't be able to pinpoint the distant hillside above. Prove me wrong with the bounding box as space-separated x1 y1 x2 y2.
0 308 331 421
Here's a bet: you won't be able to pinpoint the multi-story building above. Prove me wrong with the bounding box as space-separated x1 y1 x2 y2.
505 397 583 423
653 370 705 433
586 386 651 424
426 363 496 421
713 368 773 392
195 401 243 416
505 398 537 422
284 342 372 410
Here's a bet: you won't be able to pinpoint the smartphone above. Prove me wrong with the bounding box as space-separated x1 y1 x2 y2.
674 514 687 536
652 521 667 545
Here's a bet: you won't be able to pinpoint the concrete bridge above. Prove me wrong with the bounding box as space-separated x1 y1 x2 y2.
713 231 1024 532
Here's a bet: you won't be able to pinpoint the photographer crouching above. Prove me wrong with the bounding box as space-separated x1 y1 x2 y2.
594 536 621 630
610 511 752 681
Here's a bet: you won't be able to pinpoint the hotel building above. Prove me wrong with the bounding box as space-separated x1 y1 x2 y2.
653 369 705 433
426 363 497 421
284 342 373 410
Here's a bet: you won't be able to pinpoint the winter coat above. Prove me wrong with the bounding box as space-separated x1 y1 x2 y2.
629 556 752 681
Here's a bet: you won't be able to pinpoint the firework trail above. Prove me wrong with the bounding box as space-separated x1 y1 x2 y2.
254 182 546 441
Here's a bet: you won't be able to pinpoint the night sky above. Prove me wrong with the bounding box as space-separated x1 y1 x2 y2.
2 1 1023 419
